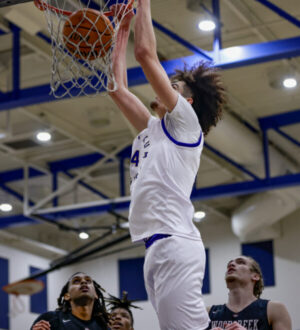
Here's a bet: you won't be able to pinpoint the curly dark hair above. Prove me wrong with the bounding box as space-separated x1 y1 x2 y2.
106 291 141 326
56 272 109 328
172 61 226 136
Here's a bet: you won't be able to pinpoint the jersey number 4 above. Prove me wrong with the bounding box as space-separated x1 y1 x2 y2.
131 150 140 167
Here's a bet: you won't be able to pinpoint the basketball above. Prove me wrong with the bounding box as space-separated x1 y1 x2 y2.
63 9 114 60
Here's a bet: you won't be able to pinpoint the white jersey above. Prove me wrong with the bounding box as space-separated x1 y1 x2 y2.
129 94 204 242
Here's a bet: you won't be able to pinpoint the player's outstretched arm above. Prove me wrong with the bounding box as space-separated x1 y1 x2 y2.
134 0 179 112
109 5 150 132
268 301 292 330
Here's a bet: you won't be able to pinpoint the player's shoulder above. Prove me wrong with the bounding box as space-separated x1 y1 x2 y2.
267 300 288 312
33 310 61 322
267 300 292 328
267 300 290 320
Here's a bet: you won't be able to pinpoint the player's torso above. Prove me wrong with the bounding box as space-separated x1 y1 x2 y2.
129 117 202 241
209 300 271 330
56 311 103 330
130 118 200 195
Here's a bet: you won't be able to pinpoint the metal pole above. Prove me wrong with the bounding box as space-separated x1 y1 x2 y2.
11 23 20 99
212 0 222 54
26 142 131 215
262 129 270 179
23 233 131 281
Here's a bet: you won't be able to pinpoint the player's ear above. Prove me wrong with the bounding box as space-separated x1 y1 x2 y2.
186 97 193 105
252 273 260 281
64 292 71 301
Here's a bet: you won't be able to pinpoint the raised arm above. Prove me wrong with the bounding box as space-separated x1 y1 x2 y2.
109 5 150 132
268 301 292 330
134 0 179 112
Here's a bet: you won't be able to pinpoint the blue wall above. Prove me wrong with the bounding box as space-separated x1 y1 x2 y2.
119 257 148 301
30 266 48 314
0 257 9 330
242 240 275 286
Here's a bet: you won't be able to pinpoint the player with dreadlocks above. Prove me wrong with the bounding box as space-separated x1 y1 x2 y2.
31 272 109 330
106 291 141 330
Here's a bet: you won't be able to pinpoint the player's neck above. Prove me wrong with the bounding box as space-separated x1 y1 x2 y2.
71 302 94 321
227 285 257 312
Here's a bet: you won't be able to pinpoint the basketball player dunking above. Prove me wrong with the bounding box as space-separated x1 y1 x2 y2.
109 1 226 329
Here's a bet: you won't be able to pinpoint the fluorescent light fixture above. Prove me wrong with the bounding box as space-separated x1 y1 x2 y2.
223 46 243 59
79 232 89 239
198 20 216 32
36 131 52 142
194 211 206 222
0 203 13 212
283 77 297 88
0 129 7 139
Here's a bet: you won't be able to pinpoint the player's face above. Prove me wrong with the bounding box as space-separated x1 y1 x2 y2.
225 256 258 284
64 273 98 305
150 80 188 117
110 308 133 330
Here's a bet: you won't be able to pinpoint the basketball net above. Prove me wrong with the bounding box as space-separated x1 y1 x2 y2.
34 0 135 98
10 295 26 318
3 278 44 318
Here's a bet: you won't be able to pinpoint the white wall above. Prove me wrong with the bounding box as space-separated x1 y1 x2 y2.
1 208 300 330
200 208 300 330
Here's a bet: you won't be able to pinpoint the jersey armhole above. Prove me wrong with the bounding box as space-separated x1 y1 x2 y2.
161 117 202 147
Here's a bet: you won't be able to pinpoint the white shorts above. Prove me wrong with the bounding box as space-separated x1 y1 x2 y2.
144 235 210 330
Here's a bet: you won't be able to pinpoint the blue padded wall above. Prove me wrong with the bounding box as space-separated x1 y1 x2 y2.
0 257 9 329
118 257 147 301
241 240 275 286
30 266 48 314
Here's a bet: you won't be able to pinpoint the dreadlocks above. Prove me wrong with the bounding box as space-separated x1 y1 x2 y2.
106 291 141 326
172 61 227 136
56 272 109 328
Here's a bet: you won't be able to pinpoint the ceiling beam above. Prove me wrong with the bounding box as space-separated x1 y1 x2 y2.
2 172 300 229
259 108 300 130
254 0 300 29
1 35 300 111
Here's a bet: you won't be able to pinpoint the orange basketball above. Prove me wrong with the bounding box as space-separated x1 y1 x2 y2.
63 9 114 60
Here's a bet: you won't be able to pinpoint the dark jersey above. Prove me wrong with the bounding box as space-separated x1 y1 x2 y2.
207 299 272 330
31 310 107 330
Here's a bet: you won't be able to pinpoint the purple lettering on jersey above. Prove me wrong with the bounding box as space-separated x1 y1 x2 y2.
143 152 148 158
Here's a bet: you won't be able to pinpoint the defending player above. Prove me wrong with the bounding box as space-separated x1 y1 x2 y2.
107 291 141 330
109 1 226 329
31 272 109 330
207 256 292 329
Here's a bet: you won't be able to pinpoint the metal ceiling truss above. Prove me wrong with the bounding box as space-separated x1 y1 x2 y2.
1 0 300 229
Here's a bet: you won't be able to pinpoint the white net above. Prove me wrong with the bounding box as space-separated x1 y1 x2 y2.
35 0 134 98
